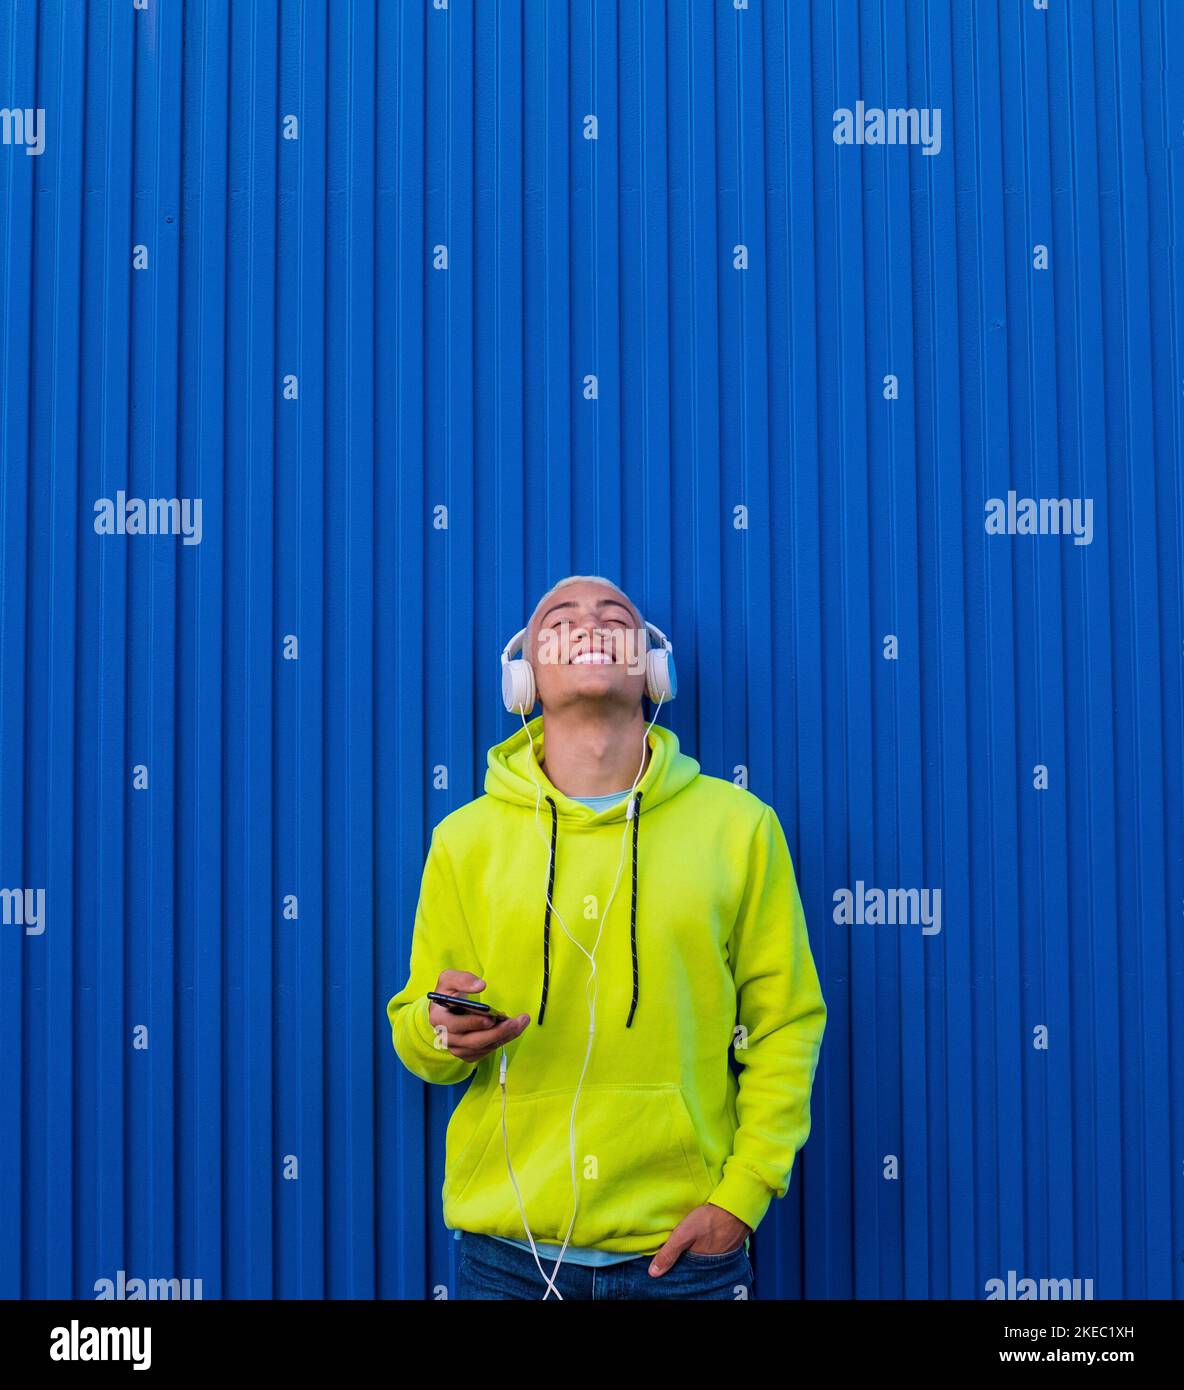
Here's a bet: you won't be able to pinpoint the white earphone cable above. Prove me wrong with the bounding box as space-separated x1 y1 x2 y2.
499 685 665 1301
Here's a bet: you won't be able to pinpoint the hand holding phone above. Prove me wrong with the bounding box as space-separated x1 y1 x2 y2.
427 970 529 1062
427 991 511 1024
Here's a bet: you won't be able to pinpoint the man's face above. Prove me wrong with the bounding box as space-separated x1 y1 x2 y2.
527 581 649 713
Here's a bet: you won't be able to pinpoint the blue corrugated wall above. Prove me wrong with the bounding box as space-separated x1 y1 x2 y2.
0 0 1180 1300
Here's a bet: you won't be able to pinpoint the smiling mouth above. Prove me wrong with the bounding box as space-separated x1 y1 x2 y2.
570 650 614 665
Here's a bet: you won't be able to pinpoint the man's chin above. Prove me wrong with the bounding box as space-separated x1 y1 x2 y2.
537 678 642 710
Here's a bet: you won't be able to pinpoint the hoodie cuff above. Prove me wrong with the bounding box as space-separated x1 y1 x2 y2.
706 1166 775 1233
410 993 441 1052
400 995 475 1082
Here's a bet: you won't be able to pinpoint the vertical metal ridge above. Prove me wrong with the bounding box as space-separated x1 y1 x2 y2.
0 0 31 1303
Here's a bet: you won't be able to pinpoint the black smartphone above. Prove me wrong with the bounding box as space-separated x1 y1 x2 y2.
426 991 510 1024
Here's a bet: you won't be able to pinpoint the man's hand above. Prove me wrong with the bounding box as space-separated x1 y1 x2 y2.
647 1204 752 1277
428 970 529 1063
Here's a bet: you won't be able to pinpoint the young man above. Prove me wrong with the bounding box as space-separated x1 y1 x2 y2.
386 576 826 1300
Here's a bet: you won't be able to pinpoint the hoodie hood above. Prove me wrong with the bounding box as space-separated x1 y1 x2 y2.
484 714 700 1026
485 714 700 823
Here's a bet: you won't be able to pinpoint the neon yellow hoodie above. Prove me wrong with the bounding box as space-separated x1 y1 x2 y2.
386 715 826 1254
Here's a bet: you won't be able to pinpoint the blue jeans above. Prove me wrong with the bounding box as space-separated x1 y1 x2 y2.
455 1231 754 1301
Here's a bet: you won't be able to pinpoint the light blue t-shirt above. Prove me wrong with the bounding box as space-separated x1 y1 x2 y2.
457 788 641 1267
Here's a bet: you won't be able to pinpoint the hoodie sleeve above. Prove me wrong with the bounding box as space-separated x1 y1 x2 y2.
707 804 827 1232
386 826 482 1086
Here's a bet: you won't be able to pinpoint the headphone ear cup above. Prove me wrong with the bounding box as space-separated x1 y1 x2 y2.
646 648 677 703
502 658 537 714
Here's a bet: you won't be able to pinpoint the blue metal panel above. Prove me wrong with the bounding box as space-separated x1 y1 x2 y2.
0 0 1179 1301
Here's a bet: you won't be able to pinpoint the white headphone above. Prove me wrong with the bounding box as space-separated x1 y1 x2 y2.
500 619 678 714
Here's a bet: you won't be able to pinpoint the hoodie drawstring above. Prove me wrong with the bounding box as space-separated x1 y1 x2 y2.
538 796 559 1025
537 790 643 1029
625 790 642 1027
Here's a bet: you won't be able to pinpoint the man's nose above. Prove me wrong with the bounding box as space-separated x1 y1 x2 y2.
568 622 602 649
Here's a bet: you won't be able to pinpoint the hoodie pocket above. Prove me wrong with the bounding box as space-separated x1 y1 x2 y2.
444 1081 717 1244
443 1095 502 1209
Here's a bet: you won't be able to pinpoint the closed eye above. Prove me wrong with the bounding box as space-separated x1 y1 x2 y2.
547 616 628 629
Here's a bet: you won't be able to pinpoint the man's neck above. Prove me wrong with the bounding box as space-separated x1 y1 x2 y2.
537 704 652 797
